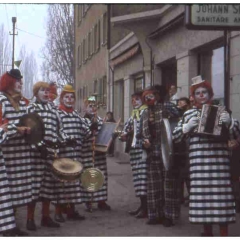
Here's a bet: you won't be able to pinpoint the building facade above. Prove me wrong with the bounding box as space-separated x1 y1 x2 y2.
74 4 108 117
74 4 240 160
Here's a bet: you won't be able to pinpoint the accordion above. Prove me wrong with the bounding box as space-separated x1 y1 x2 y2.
197 104 226 136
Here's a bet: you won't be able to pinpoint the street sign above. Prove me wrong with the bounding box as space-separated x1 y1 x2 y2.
185 4 240 30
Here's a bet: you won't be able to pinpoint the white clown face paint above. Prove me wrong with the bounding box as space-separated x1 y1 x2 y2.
14 80 23 93
86 102 97 115
37 87 50 103
132 96 142 109
194 87 210 105
63 93 75 108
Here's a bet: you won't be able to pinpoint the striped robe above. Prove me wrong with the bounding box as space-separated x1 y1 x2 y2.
0 130 16 233
172 107 240 224
53 109 91 204
0 94 33 207
27 102 67 201
122 107 147 197
80 116 108 203
141 102 181 220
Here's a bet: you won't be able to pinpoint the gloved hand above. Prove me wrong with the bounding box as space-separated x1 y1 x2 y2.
182 116 199 134
220 111 231 127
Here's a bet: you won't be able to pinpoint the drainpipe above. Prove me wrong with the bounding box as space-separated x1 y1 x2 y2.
145 35 153 86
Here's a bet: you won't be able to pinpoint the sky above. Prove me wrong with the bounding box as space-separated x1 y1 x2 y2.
0 3 48 78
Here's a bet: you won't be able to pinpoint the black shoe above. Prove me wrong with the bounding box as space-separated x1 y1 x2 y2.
128 206 141 216
26 219 37 231
2 228 18 236
85 203 93 212
162 218 174 227
54 213 65 223
98 202 111 211
41 216 60 228
67 211 86 221
146 218 161 225
135 209 147 219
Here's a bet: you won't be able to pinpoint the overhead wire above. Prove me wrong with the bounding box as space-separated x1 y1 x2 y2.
16 27 45 39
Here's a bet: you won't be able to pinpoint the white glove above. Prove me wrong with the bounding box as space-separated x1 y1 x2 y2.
182 116 199 134
219 111 231 127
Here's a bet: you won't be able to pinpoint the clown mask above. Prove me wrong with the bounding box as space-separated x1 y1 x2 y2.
132 96 142 109
194 87 210 105
14 79 23 93
86 102 97 116
144 93 156 106
37 87 50 103
63 93 75 108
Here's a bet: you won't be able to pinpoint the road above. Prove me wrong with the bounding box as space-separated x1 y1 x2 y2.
13 156 240 237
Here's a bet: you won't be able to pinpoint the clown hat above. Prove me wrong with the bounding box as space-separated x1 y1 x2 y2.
62 84 75 93
191 75 205 86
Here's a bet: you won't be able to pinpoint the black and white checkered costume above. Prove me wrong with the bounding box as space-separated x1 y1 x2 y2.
122 107 147 197
53 109 91 204
0 130 16 233
141 102 181 220
172 107 240 224
26 102 68 201
0 94 33 207
80 116 108 203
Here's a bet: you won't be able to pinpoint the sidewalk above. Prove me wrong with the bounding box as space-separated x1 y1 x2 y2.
13 156 240 236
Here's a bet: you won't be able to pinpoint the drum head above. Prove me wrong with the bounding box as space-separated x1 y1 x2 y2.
19 112 45 144
80 168 105 192
53 158 83 174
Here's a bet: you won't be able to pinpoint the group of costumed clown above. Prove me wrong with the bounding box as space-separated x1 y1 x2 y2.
0 69 111 236
120 77 240 236
0 68 239 237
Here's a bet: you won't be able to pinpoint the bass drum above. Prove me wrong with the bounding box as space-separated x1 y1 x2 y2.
160 117 187 171
52 158 83 183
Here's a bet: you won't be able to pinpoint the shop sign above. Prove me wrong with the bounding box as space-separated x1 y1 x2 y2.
185 4 240 30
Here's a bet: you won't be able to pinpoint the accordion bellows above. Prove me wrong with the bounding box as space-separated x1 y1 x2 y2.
197 104 226 136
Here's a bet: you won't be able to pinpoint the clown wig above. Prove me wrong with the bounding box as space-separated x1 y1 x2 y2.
0 72 17 92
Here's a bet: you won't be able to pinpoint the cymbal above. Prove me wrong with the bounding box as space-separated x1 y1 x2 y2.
80 167 105 192
19 112 45 145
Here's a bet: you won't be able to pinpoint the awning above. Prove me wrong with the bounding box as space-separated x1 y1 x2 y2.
110 44 140 68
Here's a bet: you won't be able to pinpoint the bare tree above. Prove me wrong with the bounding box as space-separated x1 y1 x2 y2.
0 24 12 76
41 4 74 88
19 45 38 99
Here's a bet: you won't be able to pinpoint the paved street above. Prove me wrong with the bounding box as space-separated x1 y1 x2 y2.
14 156 240 237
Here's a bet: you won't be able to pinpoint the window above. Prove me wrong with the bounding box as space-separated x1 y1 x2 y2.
94 21 100 53
90 28 94 56
77 5 82 25
77 44 81 67
198 46 224 104
102 76 107 104
101 12 108 46
88 32 91 58
134 76 144 92
82 38 86 64
93 80 98 95
83 4 90 17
